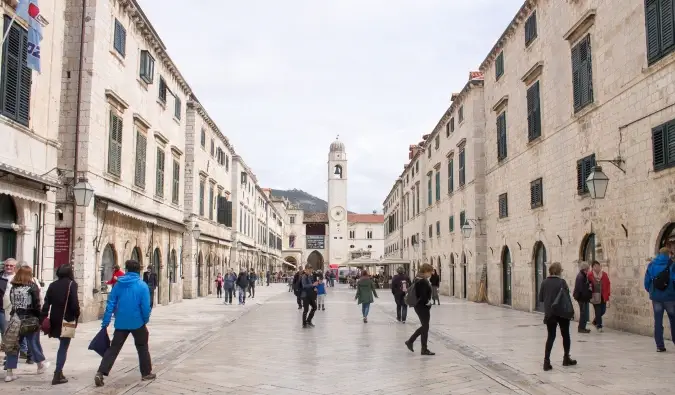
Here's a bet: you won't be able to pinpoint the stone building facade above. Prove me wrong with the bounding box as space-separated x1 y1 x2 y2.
383 0 675 337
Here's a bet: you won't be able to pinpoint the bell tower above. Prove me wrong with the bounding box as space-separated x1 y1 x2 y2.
327 136 348 267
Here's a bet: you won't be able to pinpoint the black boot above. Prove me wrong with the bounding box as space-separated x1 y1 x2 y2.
52 371 68 385
421 349 435 356
543 359 553 371
562 355 577 366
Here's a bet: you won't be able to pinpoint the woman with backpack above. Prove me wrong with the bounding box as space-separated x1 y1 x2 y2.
587 260 610 333
391 267 411 323
404 263 435 356
354 270 378 323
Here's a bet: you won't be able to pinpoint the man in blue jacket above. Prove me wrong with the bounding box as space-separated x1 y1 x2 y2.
95 260 155 387
644 247 675 352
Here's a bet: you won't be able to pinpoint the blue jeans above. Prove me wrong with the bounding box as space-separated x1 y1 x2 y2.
5 331 45 369
652 300 675 349
0 311 6 340
593 303 606 328
238 286 246 304
361 303 371 317
56 337 71 372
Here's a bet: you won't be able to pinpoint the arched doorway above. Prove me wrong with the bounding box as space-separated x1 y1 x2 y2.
501 246 512 306
534 241 547 312
450 254 455 296
101 244 116 291
153 248 161 305
169 249 177 302
284 256 297 271
131 246 142 266
658 223 675 256
582 233 596 262
197 251 203 297
307 250 324 271
461 253 467 299
0 194 17 261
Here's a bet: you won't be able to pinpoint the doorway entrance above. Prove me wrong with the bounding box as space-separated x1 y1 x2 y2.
461 253 467 299
207 255 212 295
534 242 547 312
450 254 455 296
0 194 17 261
307 250 324 271
153 248 161 305
197 252 203 297
501 246 512 306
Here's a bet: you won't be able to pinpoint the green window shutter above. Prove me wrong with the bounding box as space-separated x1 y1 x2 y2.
646 0 661 62
108 113 122 176
652 123 666 170
1 18 31 127
667 121 675 167
155 149 165 197
572 35 593 111
530 178 543 208
435 172 441 201
660 0 675 53
459 149 466 186
576 154 596 194
497 112 507 160
208 186 214 220
134 132 147 188
495 52 504 80
525 12 537 46
172 160 180 204
459 211 465 228
448 159 454 193
527 81 541 140
499 193 508 218
175 97 181 119
449 215 454 232
571 42 582 110
113 19 126 57
199 181 205 216
427 177 432 206
436 221 440 236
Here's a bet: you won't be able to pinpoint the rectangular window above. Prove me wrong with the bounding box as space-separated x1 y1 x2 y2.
139 50 154 84
107 112 123 176
208 185 214 220
0 17 31 127
199 180 205 216
158 77 167 103
459 148 466 187
459 211 466 228
652 119 675 171
200 129 206 148
367 231 373 239
449 215 454 232
445 122 450 137
645 0 675 64
571 34 594 112
498 193 508 218
434 135 440 149
290 215 296 224
450 117 455 133
576 154 596 194
174 97 181 119
428 225 432 238
530 178 544 208
448 158 454 193
155 148 165 198
113 19 126 57
210 139 215 157
527 81 541 141
172 160 180 204
525 11 538 46
436 221 440 236
225 155 230 171
415 187 420 215
458 106 464 123
427 175 432 206
435 171 441 201
134 131 147 188
495 52 504 80
427 147 431 158
497 112 507 161
349 230 355 239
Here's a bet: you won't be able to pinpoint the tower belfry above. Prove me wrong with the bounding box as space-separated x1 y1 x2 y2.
327 137 348 266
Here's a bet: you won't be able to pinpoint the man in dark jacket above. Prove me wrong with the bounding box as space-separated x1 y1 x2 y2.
391 266 411 323
572 262 592 333
142 266 158 308
248 270 257 298
644 247 675 352
236 271 249 305
301 265 319 328
292 270 303 309
405 263 435 356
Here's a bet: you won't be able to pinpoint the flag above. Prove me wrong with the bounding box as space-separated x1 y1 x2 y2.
16 0 44 73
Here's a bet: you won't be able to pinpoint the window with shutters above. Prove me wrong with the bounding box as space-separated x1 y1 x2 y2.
652 119 675 171
450 117 455 133
434 134 440 149
447 158 454 193
459 211 466 228
225 155 230 171
113 19 126 57
158 77 167 103
436 221 440 237
459 148 466 187
199 179 205 216
530 177 543 209
525 11 538 46
200 129 206 148
174 97 181 120
435 171 441 201
208 185 214 220
171 159 180 204
527 81 542 141
498 193 508 218
495 52 504 80
349 230 355 239
1 17 32 127
427 174 432 206
445 122 450 137
449 215 454 232
458 106 464 123
645 0 675 64
571 34 594 112
210 139 215 157
134 131 147 188
367 231 373 239
155 148 165 198
427 147 431 158
497 112 507 161
107 111 123 176
576 154 596 194
139 50 154 84
223 200 232 227
428 225 432 239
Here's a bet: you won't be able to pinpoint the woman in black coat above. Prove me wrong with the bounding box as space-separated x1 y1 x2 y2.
41 264 80 385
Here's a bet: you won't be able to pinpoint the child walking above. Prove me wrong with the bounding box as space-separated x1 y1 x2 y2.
317 274 327 311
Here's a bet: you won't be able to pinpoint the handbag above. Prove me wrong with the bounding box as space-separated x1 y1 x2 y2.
552 284 575 320
19 316 40 335
60 281 77 338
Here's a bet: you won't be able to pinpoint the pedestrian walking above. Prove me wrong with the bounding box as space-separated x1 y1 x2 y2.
538 262 577 371
106 264 124 288
404 263 435 356
2 265 49 382
142 266 158 308
355 270 378 323
248 270 257 298
573 262 592 333
94 259 155 387
293 270 303 309
316 274 327 311
588 260 610 332
644 247 675 352
430 269 440 305
215 273 224 298
223 269 236 304
236 271 249 305
391 266 411 323
40 264 80 385
301 265 319 328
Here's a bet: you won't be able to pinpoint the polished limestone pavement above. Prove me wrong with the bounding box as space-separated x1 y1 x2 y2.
3 283 675 394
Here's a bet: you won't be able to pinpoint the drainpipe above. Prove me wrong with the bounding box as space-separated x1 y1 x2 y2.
70 0 87 258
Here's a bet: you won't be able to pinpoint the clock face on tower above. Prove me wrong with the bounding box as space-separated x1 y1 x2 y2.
330 206 345 221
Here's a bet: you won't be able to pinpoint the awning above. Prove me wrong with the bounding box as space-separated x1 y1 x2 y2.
106 201 157 224
378 257 411 266
345 256 381 266
0 179 49 204
283 261 296 269
0 163 62 189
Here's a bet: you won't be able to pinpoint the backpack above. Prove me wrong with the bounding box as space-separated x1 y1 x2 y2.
653 262 673 291
404 279 419 307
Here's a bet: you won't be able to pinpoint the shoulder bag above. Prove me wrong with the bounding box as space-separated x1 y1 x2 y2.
61 281 77 338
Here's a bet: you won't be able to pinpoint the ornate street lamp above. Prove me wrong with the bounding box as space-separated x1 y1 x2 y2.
585 166 610 199
192 224 201 240
72 178 94 207
461 220 473 239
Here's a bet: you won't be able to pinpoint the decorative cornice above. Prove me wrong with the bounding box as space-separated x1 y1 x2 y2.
198 170 208 179
188 98 233 152
105 89 129 111
433 162 441 170
170 145 183 157
132 113 151 130
456 138 467 148
492 95 509 113
563 9 596 43
153 131 169 145
232 155 258 184
446 150 455 158
521 61 544 85
479 0 537 72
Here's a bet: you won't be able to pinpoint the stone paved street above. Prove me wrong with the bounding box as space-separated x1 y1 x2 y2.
3 283 675 395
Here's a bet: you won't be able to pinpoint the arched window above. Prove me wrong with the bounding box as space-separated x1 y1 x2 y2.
333 165 343 178
131 246 142 265
169 249 177 283
101 244 116 291
0 194 17 261
582 233 596 262
658 223 675 254
534 241 547 312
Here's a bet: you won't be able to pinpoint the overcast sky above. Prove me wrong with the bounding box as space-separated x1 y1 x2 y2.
138 0 523 214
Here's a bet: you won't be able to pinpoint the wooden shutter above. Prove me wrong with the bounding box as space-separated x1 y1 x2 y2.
571 41 582 110
156 149 165 197
652 124 666 170
572 35 593 111
175 97 181 119
660 0 675 52
435 171 440 201
459 150 465 186
172 160 180 203
576 154 596 194
134 132 147 188
114 19 126 56
530 178 543 208
108 113 122 176
527 82 541 140
427 177 432 205
525 12 537 45
1 18 31 126
646 0 662 62
667 121 675 167
448 159 454 193
460 211 465 228
497 112 507 160
499 193 508 218
449 216 454 232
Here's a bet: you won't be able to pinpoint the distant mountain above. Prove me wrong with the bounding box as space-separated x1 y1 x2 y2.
270 189 329 213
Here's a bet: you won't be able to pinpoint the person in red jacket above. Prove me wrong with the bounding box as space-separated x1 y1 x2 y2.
587 260 610 332
106 265 125 288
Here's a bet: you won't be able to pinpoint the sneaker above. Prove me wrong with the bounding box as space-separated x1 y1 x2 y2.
142 373 157 381
578 328 591 333
657 347 667 352
4 372 17 382
94 372 105 387
307 322 315 328
37 361 50 374
363 317 367 323
597 327 604 333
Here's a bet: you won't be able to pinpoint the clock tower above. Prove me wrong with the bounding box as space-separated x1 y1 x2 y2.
328 137 348 267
